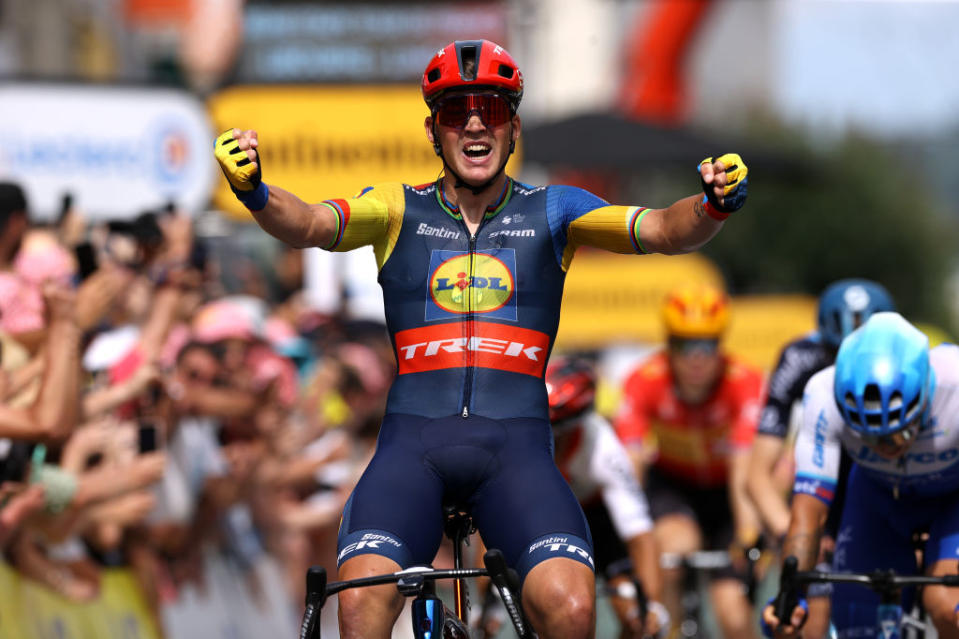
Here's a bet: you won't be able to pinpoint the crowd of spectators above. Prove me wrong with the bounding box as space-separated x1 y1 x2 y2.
0 181 395 633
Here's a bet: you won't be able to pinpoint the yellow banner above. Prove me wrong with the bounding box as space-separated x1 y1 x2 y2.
207 85 522 220
724 294 817 371
556 250 724 347
556 250 817 371
0 562 160 639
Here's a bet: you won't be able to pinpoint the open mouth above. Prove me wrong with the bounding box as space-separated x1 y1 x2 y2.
463 143 492 160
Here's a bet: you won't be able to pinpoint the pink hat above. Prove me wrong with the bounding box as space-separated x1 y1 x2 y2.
14 232 76 287
191 298 263 343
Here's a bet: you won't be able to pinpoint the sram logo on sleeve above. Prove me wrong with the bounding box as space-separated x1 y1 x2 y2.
426 249 517 321
395 323 549 377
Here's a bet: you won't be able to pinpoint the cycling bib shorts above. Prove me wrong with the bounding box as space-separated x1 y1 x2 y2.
337 413 594 581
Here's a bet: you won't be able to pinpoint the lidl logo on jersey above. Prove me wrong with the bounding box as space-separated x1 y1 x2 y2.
426 249 517 321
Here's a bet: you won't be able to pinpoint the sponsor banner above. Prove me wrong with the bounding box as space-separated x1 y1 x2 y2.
206 85 521 220
0 83 215 220
556 251 816 371
238 4 508 84
427 248 517 321
395 322 548 377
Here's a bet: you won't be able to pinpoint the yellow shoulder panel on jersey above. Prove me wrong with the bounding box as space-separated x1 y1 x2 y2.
320 182 406 270
564 205 650 270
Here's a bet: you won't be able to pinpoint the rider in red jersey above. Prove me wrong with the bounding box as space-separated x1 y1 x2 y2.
616 283 764 639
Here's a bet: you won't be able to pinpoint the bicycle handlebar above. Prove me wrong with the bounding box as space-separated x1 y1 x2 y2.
771 554 959 625
772 556 800 625
300 559 533 639
794 569 959 589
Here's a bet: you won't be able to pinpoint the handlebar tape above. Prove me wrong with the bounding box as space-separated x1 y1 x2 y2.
300 566 328 639
484 549 533 639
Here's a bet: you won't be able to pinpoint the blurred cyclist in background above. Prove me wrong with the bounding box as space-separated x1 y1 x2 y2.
615 282 763 639
547 357 667 639
747 279 894 638
215 38 749 639
763 313 959 639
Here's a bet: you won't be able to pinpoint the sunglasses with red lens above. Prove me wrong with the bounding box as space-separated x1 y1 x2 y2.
434 94 513 130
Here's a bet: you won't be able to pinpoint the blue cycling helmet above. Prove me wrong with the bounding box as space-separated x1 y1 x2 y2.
833 312 931 437
818 279 895 348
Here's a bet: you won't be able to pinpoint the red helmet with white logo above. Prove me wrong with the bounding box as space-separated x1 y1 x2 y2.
545 357 597 424
422 40 524 111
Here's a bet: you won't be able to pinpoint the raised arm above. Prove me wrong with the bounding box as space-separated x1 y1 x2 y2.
214 128 338 249
642 154 748 253
564 153 748 260
214 129 399 263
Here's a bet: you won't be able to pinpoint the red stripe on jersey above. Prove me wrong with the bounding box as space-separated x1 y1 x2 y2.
395 323 549 377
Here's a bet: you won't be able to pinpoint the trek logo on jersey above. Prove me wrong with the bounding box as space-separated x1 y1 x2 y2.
426 249 517 321
528 536 595 568
394 323 549 377
337 533 402 562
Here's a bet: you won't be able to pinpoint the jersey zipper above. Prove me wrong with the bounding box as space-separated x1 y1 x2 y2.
462 231 477 418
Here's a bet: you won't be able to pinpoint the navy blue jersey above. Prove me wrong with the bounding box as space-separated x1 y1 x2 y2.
321 179 651 421
758 332 835 438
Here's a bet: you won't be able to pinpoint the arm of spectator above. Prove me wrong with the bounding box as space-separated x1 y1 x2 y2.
168 380 262 420
82 361 160 420
134 215 197 365
74 263 131 332
0 285 80 442
69 452 166 510
74 490 156 530
8 533 99 602
0 351 44 400
59 418 117 473
257 429 350 488
0 482 45 548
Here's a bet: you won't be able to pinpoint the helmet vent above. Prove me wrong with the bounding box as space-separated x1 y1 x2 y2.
459 45 478 81
862 384 884 427
888 391 903 412
904 393 922 421
497 63 514 79
427 68 441 84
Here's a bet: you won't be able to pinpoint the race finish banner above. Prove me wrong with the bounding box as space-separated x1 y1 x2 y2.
0 84 215 220
555 250 816 371
207 85 522 220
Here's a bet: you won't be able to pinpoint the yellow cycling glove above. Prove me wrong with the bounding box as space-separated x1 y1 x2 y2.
698 152 748 219
214 129 269 211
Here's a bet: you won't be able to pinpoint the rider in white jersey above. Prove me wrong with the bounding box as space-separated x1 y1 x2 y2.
547 357 666 639
763 312 959 639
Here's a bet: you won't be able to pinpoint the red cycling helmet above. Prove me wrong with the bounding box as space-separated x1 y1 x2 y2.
545 357 597 424
422 40 524 111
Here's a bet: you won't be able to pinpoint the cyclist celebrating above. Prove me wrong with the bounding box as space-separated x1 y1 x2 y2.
615 283 764 639
763 312 959 639
214 39 748 639
547 357 667 639
747 279 894 638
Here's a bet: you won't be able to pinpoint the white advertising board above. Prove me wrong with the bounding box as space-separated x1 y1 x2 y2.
0 83 215 220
